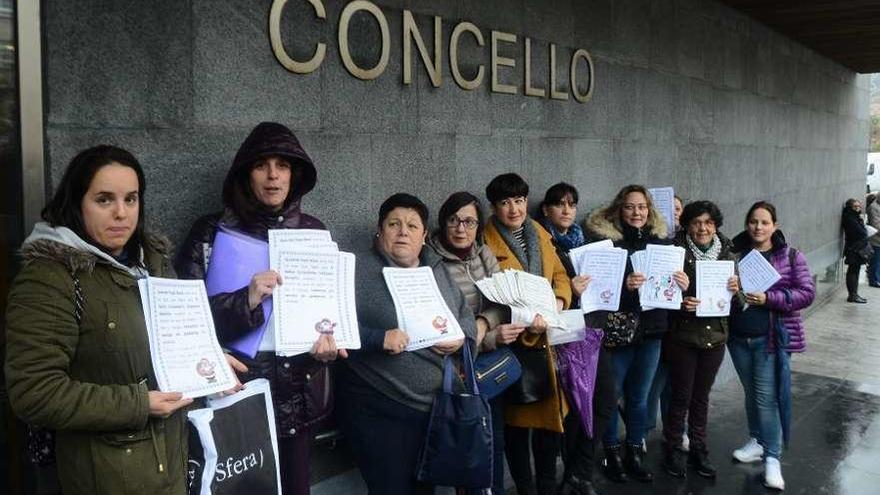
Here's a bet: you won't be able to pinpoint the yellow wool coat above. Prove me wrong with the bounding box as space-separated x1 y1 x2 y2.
483 218 572 432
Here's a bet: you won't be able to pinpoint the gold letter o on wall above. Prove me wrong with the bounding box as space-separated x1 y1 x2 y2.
269 0 327 74
570 48 594 103
339 0 390 80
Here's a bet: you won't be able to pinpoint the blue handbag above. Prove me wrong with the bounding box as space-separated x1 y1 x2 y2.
474 346 522 400
415 340 493 490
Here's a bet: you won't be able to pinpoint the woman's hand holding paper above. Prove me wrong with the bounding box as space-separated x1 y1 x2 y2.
248 270 282 310
681 296 701 312
673 270 690 291
626 272 646 291
383 329 410 355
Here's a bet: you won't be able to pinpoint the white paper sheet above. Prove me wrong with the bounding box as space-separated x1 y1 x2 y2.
382 266 465 351
738 249 781 294
696 260 735 317
138 277 236 398
639 244 686 310
573 247 628 313
648 186 676 239
548 309 588 345
269 249 360 356
568 239 614 269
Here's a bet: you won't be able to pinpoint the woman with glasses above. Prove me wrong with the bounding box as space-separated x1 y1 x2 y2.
428 191 527 494
584 184 689 484
483 173 572 495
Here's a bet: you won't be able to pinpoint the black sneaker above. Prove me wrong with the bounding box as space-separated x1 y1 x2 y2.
847 295 868 303
689 448 717 478
557 474 599 495
664 448 687 478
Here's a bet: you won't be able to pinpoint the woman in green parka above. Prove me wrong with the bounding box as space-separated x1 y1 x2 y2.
4 145 239 495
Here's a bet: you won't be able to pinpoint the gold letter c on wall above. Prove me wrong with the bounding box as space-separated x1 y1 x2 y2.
269 0 327 74
339 0 391 81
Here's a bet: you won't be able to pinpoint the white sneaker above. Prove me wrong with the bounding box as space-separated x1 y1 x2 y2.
682 432 690 452
763 457 785 490
732 437 763 463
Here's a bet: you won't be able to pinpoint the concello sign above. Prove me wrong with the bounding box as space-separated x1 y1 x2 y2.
269 0 595 103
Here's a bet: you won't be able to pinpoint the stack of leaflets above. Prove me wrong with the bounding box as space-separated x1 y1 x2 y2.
475 269 565 329
268 229 360 356
568 240 629 313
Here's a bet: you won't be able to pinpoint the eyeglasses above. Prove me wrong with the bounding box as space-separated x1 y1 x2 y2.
446 217 479 230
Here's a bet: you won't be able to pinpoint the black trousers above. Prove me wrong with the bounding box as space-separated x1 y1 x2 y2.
561 345 615 481
662 340 726 450
504 426 560 495
336 369 434 495
846 262 863 297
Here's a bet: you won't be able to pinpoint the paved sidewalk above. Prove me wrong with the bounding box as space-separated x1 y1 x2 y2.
592 279 880 495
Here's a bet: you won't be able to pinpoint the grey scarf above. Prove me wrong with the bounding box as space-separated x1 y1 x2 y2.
491 216 543 276
686 233 722 261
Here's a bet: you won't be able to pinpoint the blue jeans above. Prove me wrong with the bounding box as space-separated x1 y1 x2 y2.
603 338 662 447
645 359 671 434
869 244 880 285
728 336 782 460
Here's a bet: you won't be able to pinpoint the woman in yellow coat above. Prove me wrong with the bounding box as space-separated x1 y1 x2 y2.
483 173 572 495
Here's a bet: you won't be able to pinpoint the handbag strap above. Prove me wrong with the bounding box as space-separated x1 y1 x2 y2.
441 339 480 395
70 270 84 326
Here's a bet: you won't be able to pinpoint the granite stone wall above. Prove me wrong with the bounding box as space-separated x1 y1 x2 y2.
43 0 869 279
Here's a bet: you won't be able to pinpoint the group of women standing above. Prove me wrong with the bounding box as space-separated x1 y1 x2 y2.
5 121 816 495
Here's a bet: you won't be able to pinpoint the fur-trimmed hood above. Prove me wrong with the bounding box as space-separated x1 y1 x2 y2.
20 222 170 277
583 204 668 242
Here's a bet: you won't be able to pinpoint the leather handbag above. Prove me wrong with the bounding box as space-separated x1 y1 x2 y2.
845 241 874 265
602 311 640 348
503 341 551 405
416 341 493 490
474 346 522 400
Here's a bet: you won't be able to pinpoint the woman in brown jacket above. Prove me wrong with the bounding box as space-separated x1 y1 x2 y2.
483 173 572 495
663 200 739 479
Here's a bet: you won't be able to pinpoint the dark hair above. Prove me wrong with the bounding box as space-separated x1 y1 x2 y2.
680 200 724 229
437 191 485 240
541 182 579 209
42 145 148 262
745 200 777 226
378 193 429 229
485 173 529 205
604 184 655 227
845 198 860 210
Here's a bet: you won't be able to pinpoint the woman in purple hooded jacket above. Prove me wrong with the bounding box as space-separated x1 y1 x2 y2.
728 201 815 491
176 122 344 495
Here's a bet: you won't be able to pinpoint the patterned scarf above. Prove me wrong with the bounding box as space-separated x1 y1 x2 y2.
491 216 544 276
686 233 722 261
540 218 585 251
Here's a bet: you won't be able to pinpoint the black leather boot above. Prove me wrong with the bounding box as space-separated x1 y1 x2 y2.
624 443 654 482
603 445 627 483
557 473 600 495
663 447 687 478
689 447 717 478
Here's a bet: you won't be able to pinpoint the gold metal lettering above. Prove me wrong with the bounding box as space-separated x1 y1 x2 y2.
449 22 484 90
403 11 442 87
570 48 594 103
338 0 390 80
523 38 545 98
269 0 327 74
491 30 517 95
549 43 569 100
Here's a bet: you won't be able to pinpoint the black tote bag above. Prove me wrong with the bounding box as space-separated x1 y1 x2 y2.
416 341 493 490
